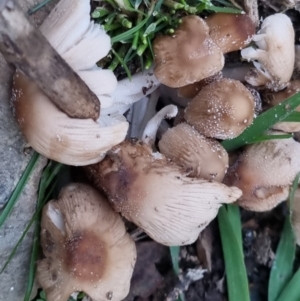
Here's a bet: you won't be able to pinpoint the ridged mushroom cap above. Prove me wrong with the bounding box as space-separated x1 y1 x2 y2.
153 15 224 88
291 188 300 245
225 136 300 211
205 13 255 54
158 123 229 181
85 140 242 246
37 183 136 301
241 13 295 91
264 80 300 132
184 78 255 139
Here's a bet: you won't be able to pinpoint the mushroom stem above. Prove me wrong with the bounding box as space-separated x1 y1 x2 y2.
0 0 100 120
142 102 178 147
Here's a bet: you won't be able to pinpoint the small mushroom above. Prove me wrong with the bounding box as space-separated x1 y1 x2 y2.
291 188 300 245
37 183 136 301
225 135 300 211
205 13 255 54
158 123 228 181
184 78 255 139
264 80 300 132
153 15 224 88
85 140 242 246
241 13 295 91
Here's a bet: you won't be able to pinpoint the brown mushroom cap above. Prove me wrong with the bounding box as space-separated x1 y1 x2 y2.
184 78 255 139
225 136 300 211
205 13 255 54
158 123 229 181
153 15 224 88
37 183 136 301
86 140 242 246
264 80 300 132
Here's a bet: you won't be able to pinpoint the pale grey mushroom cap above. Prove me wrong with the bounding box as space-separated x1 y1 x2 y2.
241 13 295 91
225 135 300 211
86 141 242 246
37 183 136 301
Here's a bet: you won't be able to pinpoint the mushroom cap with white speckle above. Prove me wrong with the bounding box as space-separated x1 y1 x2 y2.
153 15 224 88
158 123 229 181
225 135 300 211
184 78 255 139
85 140 242 246
205 13 255 54
37 183 136 301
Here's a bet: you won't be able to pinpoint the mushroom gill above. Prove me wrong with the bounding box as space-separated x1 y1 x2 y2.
85 140 242 246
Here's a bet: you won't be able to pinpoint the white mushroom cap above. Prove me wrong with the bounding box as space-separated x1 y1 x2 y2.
86 141 242 246
12 73 128 166
241 13 295 91
37 183 136 301
158 123 229 181
225 135 300 211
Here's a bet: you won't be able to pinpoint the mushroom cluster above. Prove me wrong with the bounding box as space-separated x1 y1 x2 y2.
14 1 300 299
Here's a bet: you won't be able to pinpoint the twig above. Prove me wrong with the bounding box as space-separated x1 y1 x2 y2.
0 0 100 120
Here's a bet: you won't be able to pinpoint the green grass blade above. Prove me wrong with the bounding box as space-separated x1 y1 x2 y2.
218 206 250 301
27 0 53 15
0 152 40 228
208 5 243 13
268 174 300 301
249 134 293 144
111 48 132 79
275 269 300 301
111 17 149 43
170 246 180 275
282 111 300 122
226 205 243 251
222 92 300 152
23 162 64 301
268 218 296 301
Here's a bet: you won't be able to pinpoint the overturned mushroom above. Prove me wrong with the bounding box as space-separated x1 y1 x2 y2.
264 80 300 132
153 15 224 88
12 0 158 165
86 140 242 246
184 78 255 139
241 13 295 91
205 13 255 54
37 183 136 301
159 123 228 181
225 135 300 211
